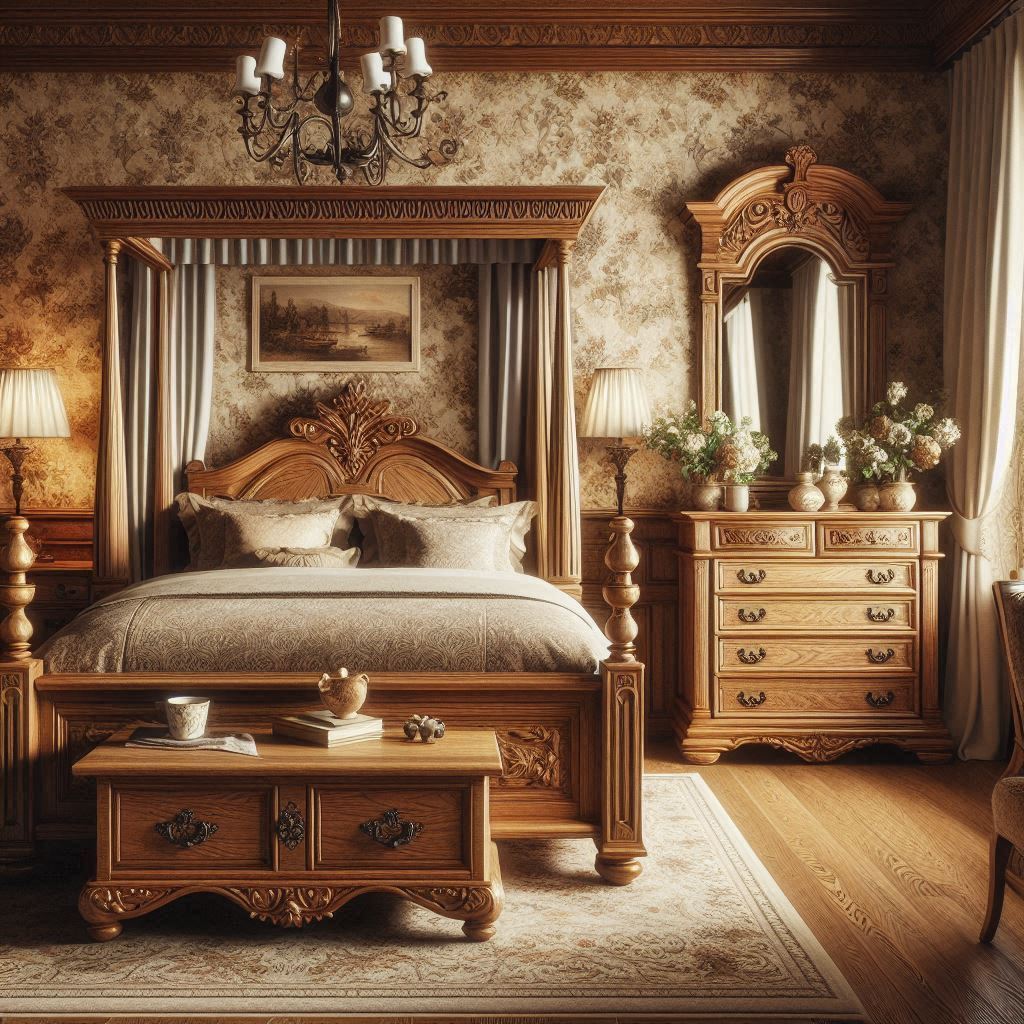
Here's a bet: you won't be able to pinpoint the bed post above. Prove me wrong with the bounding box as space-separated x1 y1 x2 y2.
94 238 131 591
595 513 646 885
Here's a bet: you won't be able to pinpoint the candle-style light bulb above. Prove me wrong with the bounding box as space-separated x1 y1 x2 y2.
233 55 263 95
379 16 407 54
404 37 432 78
255 36 287 80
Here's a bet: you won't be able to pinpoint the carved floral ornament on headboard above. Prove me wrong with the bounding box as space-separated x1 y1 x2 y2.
288 381 418 480
717 145 870 262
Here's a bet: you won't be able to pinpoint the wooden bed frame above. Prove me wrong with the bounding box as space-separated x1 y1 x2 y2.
0 383 646 885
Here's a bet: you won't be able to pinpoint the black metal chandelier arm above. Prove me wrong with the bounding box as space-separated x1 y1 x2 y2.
240 110 301 165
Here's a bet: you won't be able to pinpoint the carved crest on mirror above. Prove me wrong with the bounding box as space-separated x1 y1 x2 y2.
683 145 911 498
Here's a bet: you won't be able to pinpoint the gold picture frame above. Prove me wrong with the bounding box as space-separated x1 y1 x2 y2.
251 275 421 372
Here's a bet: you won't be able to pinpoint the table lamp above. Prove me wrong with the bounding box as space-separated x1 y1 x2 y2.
580 367 651 516
0 367 70 660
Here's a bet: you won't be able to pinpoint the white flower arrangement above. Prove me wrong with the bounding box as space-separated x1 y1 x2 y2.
836 381 960 483
643 401 777 485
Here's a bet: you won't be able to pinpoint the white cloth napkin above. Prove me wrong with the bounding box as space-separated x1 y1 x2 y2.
126 726 259 757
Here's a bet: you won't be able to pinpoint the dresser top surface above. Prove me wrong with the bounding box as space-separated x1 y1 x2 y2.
73 727 504 779
676 511 951 521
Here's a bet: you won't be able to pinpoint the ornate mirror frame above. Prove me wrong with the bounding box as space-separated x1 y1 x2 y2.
683 145 911 499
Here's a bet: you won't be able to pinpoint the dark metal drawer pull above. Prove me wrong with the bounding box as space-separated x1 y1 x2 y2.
737 569 766 585
738 607 767 623
276 801 305 850
866 568 896 585
737 690 767 707
866 648 896 664
737 647 767 664
866 690 896 708
155 809 219 849
867 607 896 622
360 808 424 848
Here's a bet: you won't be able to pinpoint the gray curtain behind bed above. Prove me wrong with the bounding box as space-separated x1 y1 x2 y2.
122 237 543 580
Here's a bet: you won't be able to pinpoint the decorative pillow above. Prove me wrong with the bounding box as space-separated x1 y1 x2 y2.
351 494 497 565
252 545 360 568
220 508 341 568
369 505 527 572
175 493 355 571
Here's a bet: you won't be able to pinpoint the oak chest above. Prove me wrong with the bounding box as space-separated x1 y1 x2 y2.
675 511 953 764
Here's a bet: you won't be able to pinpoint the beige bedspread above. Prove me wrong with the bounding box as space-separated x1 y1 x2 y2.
38 567 609 674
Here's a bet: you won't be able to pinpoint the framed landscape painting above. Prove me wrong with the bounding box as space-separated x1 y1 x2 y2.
251 275 421 372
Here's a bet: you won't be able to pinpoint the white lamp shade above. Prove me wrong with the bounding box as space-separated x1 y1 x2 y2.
0 368 70 439
379 16 407 54
361 52 390 93
580 367 651 439
255 36 287 80
233 55 263 95
404 37 432 77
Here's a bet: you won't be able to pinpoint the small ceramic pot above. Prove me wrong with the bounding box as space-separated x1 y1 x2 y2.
853 483 881 512
724 484 750 513
691 481 723 512
164 697 211 740
879 481 917 512
318 668 369 720
817 468 848 511
788 472 825 512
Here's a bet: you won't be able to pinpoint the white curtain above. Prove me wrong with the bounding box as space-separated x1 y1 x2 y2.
478 263 533 470
785 258 847 476
723 291 768 431
943 9 1024 760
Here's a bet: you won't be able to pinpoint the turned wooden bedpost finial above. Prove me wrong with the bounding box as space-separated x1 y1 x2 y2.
602 515 640 661
0 515 36 660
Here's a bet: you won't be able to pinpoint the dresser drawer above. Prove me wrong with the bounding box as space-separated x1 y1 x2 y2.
716 595 916 632
32 574 90 605
112 785 273 872
710 520 815 554
718 680 916 715
818 521 920 556
716 559 917 594
313 784 469 875
716 637 916 674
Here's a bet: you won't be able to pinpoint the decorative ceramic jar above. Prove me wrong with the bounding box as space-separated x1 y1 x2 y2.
788 472 825 512
817 468 848 511
878 480 917 512
317 667 369 719
724 484 750 513
691 480 723 512
853 483 881 512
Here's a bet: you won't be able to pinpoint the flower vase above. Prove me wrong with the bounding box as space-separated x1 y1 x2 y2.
691 480 723 512
879 480 917 512
788 472 825 512
853 483 881 512
817 468 848 511
724 484 750 513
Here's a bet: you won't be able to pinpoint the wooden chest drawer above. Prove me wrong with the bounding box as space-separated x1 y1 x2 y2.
710 520 815 554
716 559 917 594
112 785 273 873
716 595 916 632
718 680 916 715
716 636 917 675
313 784 469 875
32 574 91 605
818 521 920 556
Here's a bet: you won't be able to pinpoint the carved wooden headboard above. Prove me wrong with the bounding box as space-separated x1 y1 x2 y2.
186 382 517 506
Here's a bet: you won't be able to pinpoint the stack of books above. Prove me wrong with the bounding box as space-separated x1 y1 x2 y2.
273 710 384 747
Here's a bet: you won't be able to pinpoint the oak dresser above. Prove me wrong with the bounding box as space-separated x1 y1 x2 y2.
675 511 953 764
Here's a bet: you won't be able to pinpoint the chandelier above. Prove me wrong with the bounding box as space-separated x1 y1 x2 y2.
232 1 458 185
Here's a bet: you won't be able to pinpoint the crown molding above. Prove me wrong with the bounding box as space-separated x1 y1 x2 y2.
929 0 1015 65
0 2 941 72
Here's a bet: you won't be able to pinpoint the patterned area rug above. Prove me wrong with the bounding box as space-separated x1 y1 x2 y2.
0 775 862 1020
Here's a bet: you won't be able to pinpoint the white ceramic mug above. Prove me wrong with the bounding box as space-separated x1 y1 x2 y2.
164 696 211 740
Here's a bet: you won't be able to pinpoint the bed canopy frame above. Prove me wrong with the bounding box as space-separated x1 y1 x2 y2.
0 184 647 889
61 183 604 597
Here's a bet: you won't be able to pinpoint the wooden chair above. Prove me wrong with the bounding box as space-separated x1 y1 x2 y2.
980 579 1024 942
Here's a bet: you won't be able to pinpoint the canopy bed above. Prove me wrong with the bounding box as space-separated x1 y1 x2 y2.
0 185 646 887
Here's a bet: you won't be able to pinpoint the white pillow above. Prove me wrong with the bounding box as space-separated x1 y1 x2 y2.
220 508 341 568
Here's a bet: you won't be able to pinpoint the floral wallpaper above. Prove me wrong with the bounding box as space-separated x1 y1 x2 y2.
0 69 950 514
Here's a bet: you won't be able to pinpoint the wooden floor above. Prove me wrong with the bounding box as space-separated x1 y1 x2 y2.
646 738 1024 1024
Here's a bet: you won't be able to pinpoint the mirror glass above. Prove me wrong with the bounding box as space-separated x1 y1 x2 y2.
722 248 858 477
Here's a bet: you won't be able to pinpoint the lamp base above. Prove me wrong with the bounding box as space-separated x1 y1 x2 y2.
1 439 30 517
606 443 638 517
